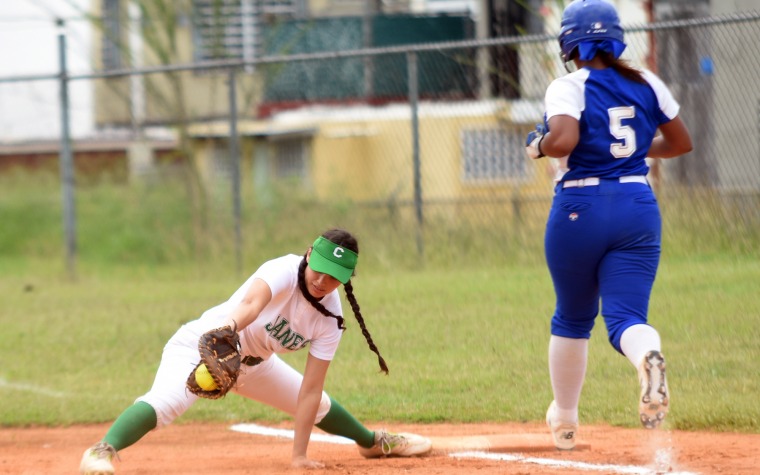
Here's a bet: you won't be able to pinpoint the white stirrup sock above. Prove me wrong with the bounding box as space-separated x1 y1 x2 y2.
548 335 589 423
620 324 662 368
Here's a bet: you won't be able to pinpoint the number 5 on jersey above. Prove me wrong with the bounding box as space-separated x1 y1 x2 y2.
609 106 636 158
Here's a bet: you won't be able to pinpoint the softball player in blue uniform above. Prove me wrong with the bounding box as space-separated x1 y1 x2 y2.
526 0 693 450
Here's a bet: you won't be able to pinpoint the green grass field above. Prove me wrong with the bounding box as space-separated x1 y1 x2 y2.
1 255 758 432
1 174 758 433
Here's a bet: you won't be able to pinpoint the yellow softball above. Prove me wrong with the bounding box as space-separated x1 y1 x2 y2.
195 363 218 391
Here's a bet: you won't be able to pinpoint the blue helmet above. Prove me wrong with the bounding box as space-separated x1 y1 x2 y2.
559 0 625 62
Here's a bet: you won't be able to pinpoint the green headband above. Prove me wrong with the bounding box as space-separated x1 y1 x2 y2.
308 236 358 284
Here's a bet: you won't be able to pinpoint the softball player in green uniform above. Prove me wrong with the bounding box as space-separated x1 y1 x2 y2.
80 228 431 474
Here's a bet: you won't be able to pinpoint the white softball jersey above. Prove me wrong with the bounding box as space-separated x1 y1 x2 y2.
190 254 344 361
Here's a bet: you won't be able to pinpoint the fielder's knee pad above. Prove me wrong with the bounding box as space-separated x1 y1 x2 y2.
135 391 194 428
313 392 332 424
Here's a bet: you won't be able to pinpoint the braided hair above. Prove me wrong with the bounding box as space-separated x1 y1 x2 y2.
297 229 389 374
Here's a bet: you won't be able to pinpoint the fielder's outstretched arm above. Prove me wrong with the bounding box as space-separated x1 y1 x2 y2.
221 278 272 331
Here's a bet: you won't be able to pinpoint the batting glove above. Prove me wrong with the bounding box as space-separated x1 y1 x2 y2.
525 123 546 159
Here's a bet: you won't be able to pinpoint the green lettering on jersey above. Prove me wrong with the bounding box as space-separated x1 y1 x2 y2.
276 328 297 346
287 335 306 350
265 316 289 335
266 315 309 351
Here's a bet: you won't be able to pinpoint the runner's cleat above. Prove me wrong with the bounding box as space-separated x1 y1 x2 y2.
546 400 578 450
638 350 669 429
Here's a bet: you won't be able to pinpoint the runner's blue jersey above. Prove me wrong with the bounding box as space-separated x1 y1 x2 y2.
545 67 680 182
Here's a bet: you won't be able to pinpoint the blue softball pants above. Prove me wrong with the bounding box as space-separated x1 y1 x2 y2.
544 179 661 353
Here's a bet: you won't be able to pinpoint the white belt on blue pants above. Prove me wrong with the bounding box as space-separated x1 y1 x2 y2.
561 175 648 188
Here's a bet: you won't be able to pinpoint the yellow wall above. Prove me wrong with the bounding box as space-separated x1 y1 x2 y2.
311 120 411 202
306 115 554 204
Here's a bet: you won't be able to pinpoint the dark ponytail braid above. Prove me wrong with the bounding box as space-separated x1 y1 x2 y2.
297 228 389 374
343 280 389 374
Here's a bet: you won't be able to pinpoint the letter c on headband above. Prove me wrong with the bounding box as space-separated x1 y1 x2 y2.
333 247 345 258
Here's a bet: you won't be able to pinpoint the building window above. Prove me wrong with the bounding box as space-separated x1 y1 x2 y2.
101 0 122 70
461 128 527 181
210 140 232 179
272 138 307 179
191 0 302 64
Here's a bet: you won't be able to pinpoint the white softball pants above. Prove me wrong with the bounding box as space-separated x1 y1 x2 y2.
135 324 332 428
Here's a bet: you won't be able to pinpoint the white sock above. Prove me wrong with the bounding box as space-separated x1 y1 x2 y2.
620 324 661 368
548 335 588 423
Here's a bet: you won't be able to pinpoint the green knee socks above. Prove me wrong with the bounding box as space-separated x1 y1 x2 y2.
315 398 375 448
102 399 374 451
103 401 158 451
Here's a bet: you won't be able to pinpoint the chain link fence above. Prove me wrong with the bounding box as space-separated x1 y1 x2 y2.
1 11 759 273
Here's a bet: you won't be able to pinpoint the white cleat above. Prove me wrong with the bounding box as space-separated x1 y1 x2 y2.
546 400 578 450
80 441 118 475
638 350 670 429
358 429 432 458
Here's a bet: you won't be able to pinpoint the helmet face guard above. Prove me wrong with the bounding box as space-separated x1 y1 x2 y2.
558 0 626 63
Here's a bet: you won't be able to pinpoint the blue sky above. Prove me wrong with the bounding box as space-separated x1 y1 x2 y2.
0 0 92 140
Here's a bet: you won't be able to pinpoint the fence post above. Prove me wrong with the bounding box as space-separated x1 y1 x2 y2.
407 51 424 259
228 69 243 277
57 19 77 280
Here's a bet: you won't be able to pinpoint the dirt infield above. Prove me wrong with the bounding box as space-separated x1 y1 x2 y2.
2 421 758 474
